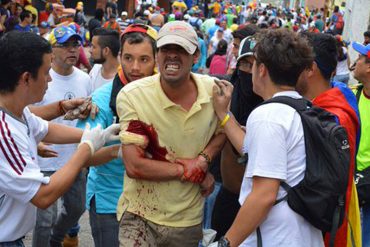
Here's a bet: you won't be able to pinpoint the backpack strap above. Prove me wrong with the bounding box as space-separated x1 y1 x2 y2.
256 227 263 247
329 195 345 247
274 181 290 204
355 84 364 102
260 96 311 113
256 181 291 247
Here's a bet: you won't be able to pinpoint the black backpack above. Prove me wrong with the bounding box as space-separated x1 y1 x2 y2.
256 96 350 247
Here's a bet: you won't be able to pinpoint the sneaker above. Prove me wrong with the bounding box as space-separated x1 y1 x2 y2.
62 234 79 247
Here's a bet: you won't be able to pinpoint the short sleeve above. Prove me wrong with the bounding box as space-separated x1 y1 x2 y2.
77 89 109 130
116 89 139 132
0 129 49 203
116 89 147 146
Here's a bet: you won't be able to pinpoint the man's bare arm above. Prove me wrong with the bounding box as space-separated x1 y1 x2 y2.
31 144 91 209
224 177 280 247
122 144 184 181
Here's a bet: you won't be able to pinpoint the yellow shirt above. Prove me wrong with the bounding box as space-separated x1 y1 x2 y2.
116 73 219 227
213 2 221 14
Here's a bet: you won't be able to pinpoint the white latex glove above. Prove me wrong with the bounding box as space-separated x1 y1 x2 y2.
79 123 105 155
102 123 120 143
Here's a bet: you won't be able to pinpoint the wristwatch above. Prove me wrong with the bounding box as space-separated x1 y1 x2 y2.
218 236 231 247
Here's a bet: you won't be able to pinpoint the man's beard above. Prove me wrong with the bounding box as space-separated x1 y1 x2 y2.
92 50 106 64
93 57 106 64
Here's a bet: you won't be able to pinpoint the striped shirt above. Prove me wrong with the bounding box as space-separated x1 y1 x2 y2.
0 107 49 242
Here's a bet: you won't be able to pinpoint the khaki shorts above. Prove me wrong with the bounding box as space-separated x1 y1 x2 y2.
119 211 202 247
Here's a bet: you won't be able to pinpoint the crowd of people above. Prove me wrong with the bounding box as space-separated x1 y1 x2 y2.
0 0 370 247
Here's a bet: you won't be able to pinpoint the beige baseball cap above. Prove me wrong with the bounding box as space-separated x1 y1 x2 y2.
157 21 198 54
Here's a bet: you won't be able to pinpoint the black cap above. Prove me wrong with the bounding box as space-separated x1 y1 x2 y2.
237 36 256 62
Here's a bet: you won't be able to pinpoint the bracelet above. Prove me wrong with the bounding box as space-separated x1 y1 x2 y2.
199 151 211 165
220 112 231 128
58 100 67 115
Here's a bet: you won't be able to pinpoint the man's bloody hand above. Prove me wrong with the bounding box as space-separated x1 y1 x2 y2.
176 156 208 183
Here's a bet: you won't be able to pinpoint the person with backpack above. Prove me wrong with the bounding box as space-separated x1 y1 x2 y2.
211 29 324 247
351 41 370 247
189 9 203 31
296 32 361 247
211 30 264 242
329 5 344 35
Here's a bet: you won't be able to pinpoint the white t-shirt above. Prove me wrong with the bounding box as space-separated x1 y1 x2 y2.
210 35 222 55
220 28 233 44
89 64 115 92
0 108 49 241
37 67 92 171
257 15 266 24
336 47 350 76
239 91 324 247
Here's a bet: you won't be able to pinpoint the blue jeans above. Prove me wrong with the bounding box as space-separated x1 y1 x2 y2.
0 239 24 247
362 205 370 247
89 197 119 247
32 171 86 247
203 182 222 229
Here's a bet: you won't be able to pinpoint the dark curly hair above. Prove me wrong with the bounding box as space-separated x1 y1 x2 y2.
254 29 314 87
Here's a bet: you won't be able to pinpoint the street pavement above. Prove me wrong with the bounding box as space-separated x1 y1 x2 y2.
23 211 94 247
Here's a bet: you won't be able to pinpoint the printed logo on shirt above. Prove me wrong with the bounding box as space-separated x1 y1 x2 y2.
64 92 76 100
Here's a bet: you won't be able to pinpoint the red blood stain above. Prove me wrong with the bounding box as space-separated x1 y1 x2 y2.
127 120 169 162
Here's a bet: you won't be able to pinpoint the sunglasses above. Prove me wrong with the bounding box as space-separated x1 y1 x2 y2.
54 41 81 48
